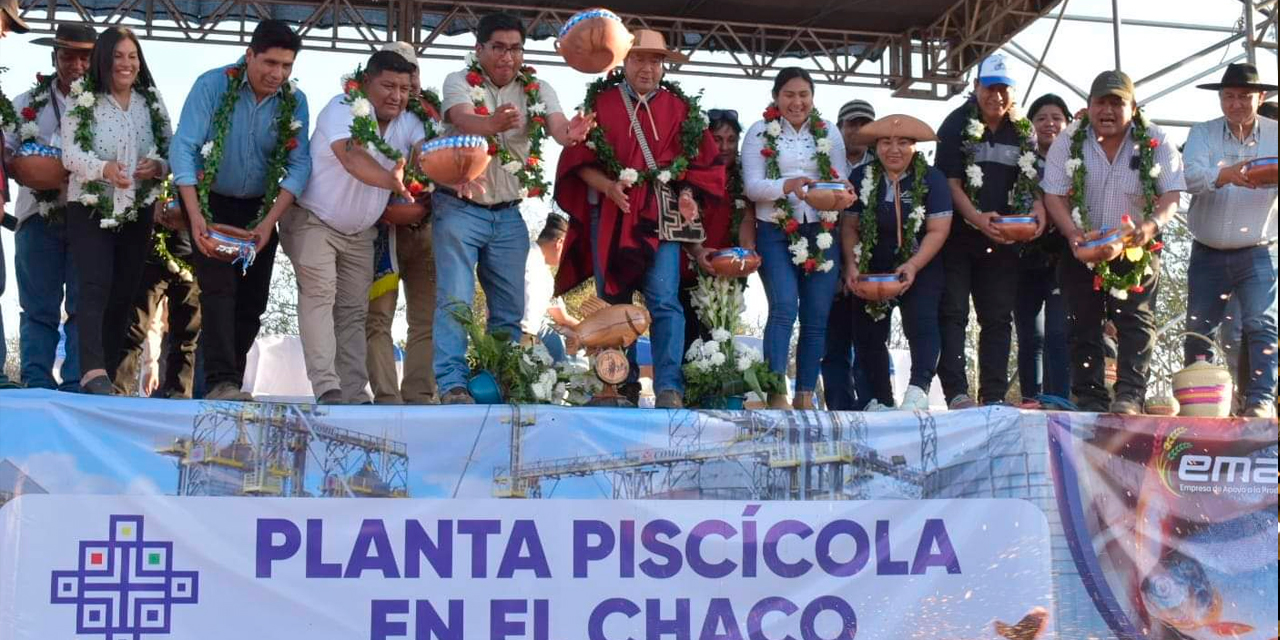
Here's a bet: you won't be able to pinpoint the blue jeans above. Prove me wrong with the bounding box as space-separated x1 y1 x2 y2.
595 240 685 393
431 192 530 394
16 215 80 390
1184 242 1278 407
1015 262 1070 399
757 221 841 392
539 326 567 364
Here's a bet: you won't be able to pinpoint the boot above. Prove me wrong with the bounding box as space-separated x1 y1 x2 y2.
767 393 791 410
793 391 815 410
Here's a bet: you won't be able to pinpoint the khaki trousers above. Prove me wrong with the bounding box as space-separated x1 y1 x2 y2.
280 206 376 403
366 223 438 404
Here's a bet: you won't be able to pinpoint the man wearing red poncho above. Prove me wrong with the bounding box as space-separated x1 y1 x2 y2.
554 30 727 409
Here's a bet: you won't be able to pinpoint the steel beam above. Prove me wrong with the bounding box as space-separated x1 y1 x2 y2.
15 0 1062 98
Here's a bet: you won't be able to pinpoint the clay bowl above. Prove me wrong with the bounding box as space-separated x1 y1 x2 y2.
556 9 633 74
803 182 852 211
1075 227 1128 264
707 247 762 278
10 143 67 191
156 198 188 230
853 273 907 302
1244 156 1277 187
418 135 491 186
382 195 429 226
200 223 257 264
993 215 1039 242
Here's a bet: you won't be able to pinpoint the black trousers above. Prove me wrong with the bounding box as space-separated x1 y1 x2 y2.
190 193 278 389
1058 249 1161 412
821 291 859 410
852 257 945 406
66 202 154 380
936 234 1020 404
115 261 202 398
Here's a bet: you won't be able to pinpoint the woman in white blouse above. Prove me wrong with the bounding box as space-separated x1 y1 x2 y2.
60 26 172 395
741 67 855 410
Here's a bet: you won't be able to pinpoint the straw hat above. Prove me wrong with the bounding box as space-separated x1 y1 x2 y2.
627 29 688 63
856 114 937 146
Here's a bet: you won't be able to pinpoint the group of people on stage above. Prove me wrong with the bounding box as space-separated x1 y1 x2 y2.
1 8 1275 416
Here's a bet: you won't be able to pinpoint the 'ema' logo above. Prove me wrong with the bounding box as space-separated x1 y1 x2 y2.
1156 426 1277 497
50 515 199 639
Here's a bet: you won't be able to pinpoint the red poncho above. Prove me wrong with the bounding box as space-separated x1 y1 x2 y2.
554 85 726 297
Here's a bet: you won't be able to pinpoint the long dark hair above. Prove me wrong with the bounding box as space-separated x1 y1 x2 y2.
87 27 155 93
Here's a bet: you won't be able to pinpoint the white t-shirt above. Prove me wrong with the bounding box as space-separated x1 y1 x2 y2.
522 247 557 335
298 94 424 234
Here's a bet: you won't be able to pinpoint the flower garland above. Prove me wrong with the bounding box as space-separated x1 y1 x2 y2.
340 66 429 191
760 106 839 274
152 227 195 282
403 87 444 197
581 68 706 188
195 62 302 229
961 102 1038 213
465 55 548 198
67 75 170 230
12 72 64 219
1067 112 1162 299
852 153 931 320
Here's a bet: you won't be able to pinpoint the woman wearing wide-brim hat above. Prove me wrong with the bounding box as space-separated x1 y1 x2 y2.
839 114 952 411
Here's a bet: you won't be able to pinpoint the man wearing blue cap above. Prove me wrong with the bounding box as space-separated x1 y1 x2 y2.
933 54 1030 408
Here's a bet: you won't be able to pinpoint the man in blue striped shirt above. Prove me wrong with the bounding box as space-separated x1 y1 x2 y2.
169 20 312 401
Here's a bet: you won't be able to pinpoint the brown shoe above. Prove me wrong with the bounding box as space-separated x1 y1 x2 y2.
793 391 815 410
206 382 253 401
655 390 684 409
440 387 475 405
767 393 791 410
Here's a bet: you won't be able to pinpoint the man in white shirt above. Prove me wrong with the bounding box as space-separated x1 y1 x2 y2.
2 24 95 391
522 214 578 362
280 50 421 404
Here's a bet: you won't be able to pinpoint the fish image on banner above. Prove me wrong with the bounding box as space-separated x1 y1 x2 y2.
1048 414 1277 640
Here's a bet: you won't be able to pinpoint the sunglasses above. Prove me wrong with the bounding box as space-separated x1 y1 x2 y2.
707 109 739 123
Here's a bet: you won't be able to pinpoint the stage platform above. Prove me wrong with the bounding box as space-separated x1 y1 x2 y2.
0 389 1274 639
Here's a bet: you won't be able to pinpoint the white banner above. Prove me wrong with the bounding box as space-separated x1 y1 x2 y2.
0 495 1052 640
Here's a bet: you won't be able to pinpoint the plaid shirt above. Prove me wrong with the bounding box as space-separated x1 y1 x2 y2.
1042 120 1186 232
1183 116 1277 249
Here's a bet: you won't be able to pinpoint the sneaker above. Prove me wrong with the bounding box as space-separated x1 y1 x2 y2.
1240 402 1276 419
655 390 684 409
863 399 894 412
206 382 253 401
316 389 344 405
900 385 930 411
1108 396 1143 415
440 387 475 405
948 394 978 410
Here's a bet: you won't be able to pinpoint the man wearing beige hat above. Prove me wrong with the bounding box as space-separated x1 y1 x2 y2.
1 23 95 392
365 41 445 405
554 29 726 409
1043 70 1185 414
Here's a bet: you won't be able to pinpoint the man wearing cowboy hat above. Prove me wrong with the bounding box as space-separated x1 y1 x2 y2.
1182 62 1278 418
0 23 96 391
554 29 725 409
